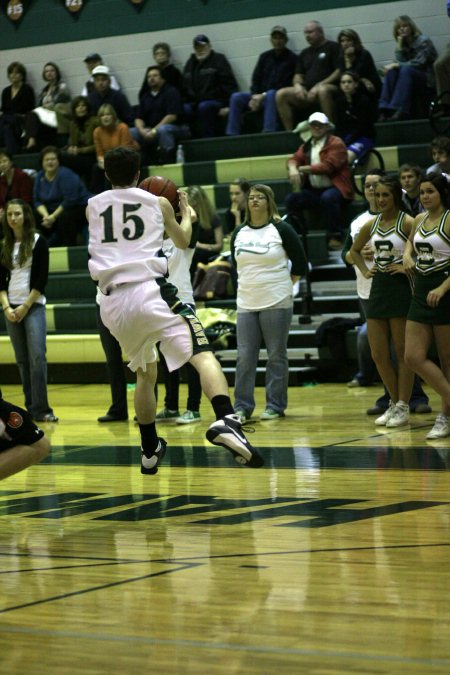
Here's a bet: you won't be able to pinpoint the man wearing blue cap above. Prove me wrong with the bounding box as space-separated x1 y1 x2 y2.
182 34 238 137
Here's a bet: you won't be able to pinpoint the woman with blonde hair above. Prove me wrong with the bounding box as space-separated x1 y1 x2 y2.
92 103 137 192
186 185 223 272
231 184 307 421
378 15 437 121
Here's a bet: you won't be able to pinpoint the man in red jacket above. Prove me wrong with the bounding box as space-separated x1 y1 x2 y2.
285 112 354 251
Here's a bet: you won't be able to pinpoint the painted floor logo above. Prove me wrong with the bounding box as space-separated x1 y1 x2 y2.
0 492 447 528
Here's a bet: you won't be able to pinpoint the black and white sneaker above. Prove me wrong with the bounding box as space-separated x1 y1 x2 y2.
141 438 167 475
206 414 264 468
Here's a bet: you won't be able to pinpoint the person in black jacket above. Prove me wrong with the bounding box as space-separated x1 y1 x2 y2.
182 34 238 137
133 66 190 164
152 42 183 92
337 29 381 99
0 62 35 155
334 71 376 164
226 26 297 135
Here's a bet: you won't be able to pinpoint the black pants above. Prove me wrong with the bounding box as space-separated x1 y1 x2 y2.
96 305 128 419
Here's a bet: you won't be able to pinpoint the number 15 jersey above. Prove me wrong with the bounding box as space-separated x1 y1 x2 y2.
88 188 169 294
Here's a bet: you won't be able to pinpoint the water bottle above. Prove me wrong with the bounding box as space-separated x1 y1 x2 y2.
176 144 185 164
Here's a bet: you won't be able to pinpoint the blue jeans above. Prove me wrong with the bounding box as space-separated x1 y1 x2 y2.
5 303 53 418
379 65 427 115
234 305 293 416
285 186 346 239
354 321 377 385
131 124 190 152
184 100 223 137
226 90 278 135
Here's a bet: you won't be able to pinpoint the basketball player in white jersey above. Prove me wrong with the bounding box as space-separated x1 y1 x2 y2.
87 147 264 473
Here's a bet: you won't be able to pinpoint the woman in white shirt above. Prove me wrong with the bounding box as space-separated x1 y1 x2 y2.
230 184 307 420
0 199 57 422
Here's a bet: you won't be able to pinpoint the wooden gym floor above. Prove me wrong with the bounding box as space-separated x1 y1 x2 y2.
1 382 450 674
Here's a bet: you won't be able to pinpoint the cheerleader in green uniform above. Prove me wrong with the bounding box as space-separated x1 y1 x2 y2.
351 176 415 427
404 172 450 439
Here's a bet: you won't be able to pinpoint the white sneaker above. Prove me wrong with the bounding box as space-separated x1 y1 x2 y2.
176 410 201 424
427 414 449 439
386 401 410 428
375 401 395 426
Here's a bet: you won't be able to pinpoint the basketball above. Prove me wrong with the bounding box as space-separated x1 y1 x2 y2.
138 176 179 212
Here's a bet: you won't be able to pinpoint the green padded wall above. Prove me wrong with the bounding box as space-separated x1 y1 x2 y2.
0 0 397 50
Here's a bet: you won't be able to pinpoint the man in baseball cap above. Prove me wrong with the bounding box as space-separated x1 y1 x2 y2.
226 25 296 135
193 34 210 46
182 34 238 136
271 25 288 38
285 109 353 250
81 53 120 96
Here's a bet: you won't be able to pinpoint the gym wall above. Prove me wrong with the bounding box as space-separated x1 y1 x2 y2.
0 0 447 107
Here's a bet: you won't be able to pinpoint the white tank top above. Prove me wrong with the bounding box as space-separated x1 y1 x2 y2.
88 187 168 293
414 210 450 275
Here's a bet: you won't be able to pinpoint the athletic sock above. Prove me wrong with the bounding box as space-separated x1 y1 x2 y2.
211 395 234 420
139 422 159 456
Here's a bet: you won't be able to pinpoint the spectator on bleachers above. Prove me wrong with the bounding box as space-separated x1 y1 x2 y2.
334 70 376 164
182 34 238 137
0 62 35 155
187 185 223 274
24 62 71 152
276 21 340 131
433 2 450 112
0 199 58 422
378 15 437 122
92 104 138 193
133 65 190 164
226 26 297 136
33 146 91 247
0 152 33 221
285 112 354 251
427 136 450 177
231 184 307 422
152 42 183 91
224 178 251 234
337 29 381 99
399 164 424 216
60 96 98 186
350 176 416 428
81 53 120 96
87 66 134 126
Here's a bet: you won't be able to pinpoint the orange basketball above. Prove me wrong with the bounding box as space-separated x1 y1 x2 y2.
138 175 179 212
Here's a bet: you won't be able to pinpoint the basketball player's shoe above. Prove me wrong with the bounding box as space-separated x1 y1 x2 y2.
206 414 264 468
141 438 167 475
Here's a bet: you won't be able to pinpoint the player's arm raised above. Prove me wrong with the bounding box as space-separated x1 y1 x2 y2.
159 191 192 249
